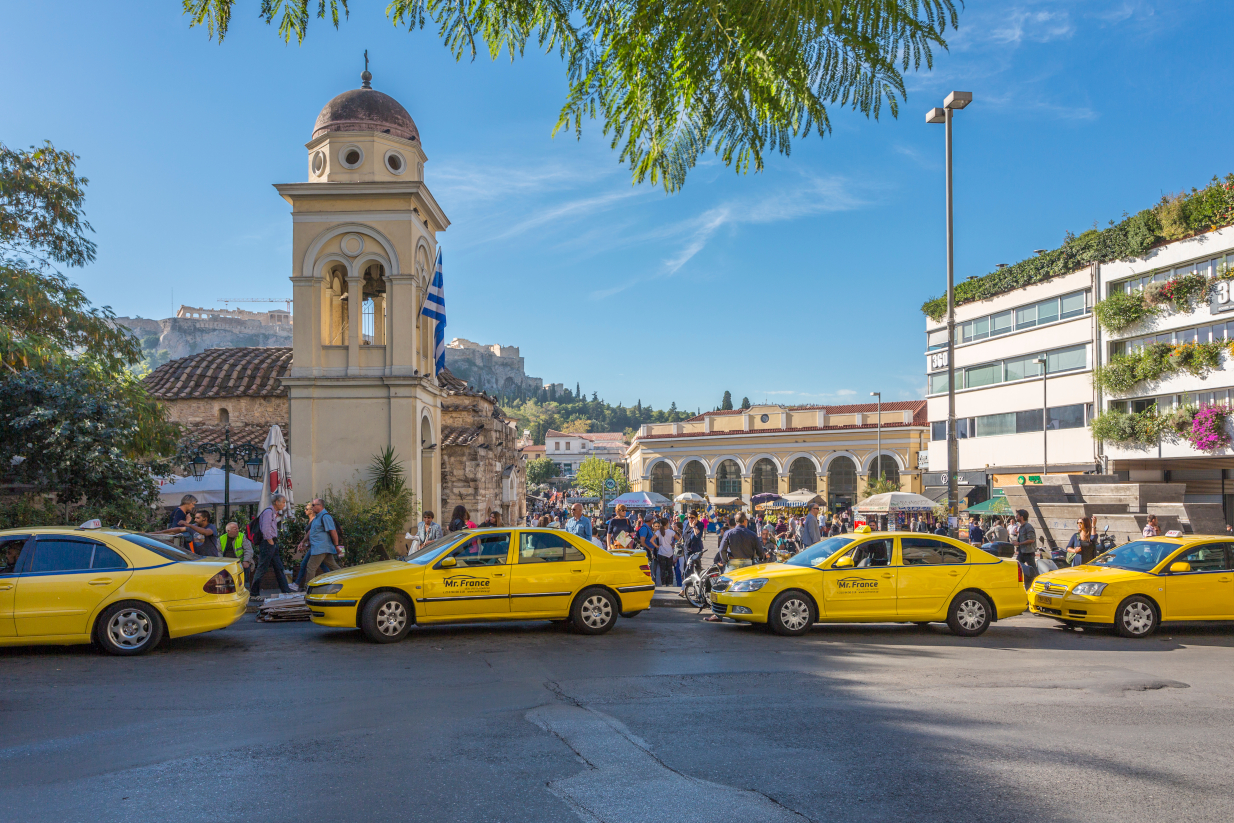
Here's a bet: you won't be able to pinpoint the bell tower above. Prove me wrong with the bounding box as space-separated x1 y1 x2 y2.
275 65 450 516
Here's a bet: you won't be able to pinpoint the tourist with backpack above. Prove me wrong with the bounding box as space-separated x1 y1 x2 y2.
248 494 290 600
302 497 344 584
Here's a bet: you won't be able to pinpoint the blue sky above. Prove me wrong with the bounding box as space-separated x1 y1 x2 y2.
3 1 1231 413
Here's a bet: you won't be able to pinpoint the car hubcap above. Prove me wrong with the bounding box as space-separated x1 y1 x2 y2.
108 609 151 649
956 599 986 631
1123 602 1153 635
376 601 408 636
780 599 809 631
581 595 612 628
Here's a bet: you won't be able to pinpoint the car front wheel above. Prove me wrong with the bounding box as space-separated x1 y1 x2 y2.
96 601 165 656
360 592 413 643
1115 595 1158 638
947 591 993 637
571 587 617 635
768 591 815 636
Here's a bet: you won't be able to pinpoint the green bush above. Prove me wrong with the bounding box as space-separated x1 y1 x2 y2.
921 173 1234 321
1095 289 1159 335
1090 408 1162 449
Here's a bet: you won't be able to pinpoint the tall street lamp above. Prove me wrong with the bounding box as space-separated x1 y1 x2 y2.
870 390 882 484
927 90 972 533
1036 356 1048 481
183 426 265 522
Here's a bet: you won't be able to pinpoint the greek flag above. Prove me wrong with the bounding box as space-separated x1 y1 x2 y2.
420 249 446 374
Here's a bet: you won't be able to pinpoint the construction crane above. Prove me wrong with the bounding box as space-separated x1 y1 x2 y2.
217 298 293 312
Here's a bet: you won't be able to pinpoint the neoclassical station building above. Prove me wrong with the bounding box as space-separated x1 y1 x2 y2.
627 402 929 511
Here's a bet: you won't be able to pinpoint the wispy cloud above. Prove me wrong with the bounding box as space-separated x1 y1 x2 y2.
489 189 645 242
988 10 1074 45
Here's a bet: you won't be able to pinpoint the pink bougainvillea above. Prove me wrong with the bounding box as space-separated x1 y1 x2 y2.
1186 406 1231 452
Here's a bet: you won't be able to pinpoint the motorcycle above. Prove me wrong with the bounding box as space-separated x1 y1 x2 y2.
1097 525 1117 554
681 552 725 610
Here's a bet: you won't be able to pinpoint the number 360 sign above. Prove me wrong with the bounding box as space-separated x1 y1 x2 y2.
1211 281 1234 314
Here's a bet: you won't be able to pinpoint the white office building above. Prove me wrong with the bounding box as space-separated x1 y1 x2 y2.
924 268 1098 502
544 429 627 477
1097 225 1234 521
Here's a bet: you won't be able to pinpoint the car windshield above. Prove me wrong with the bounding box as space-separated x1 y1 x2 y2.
405 532 470 566
1090 540 1177 572
785 536 854 568
119 533 198 562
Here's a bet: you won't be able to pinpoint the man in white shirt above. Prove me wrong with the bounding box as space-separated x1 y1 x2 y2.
653 518 677 586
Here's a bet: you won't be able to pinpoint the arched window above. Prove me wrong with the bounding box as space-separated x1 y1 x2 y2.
217 407 229 426
828 456 857 507
651 462 674 497
716 459 742 497
788 457 817 493
681 461 707 496
751 459 778 496
869 455 900 488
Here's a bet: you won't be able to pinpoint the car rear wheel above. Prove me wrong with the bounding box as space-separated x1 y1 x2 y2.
1115 595 1157 638
571 587 617 635
947 591 993 637
96 601 164 656
768 591 815 636
360 592 413 643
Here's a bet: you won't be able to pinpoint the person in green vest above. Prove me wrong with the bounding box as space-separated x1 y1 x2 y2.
220 521 255 588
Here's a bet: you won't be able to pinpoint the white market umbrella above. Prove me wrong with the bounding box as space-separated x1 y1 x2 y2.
854 491 937 513
674 492 706 503
157 468 263 507
259 425 295 511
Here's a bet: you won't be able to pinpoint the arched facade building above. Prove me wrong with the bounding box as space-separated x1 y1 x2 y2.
627 402 928 512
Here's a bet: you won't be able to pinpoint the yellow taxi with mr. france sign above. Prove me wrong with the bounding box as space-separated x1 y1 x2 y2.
712 531 1027 636
306 528 655 642
1030 534 1234 637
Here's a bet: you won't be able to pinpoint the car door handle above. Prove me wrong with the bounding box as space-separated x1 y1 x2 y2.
1220 577 1232 583
948 570 960 576
572 569 583 573
493 573 505 577
0 584 12 591
881 573 893 578
88 578 113 586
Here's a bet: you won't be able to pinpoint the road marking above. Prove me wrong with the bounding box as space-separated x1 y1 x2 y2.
528 695 809 823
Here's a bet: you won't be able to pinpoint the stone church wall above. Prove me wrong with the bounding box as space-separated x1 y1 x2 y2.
440 394 526 525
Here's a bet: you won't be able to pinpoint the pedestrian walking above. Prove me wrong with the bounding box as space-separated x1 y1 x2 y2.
1014 509 1038 590
607 503 634 550
219 521 254 586
1066 516 1098 566
302 497 344 584
248 494 290 599
801 503 822 547
967 516 985 547
565 503 593 542
636 513 656 572
290 503 316 591
652 518 676 587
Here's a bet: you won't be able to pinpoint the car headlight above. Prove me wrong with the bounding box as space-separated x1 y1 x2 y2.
309 583 343 595
729 578 768 593
1071 582 1107 597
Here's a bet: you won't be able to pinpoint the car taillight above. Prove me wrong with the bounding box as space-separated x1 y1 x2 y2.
639 564 652 578
204 570 236 594
1017 563 1023 583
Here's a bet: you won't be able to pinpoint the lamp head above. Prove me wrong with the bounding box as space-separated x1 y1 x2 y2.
925 107 946 124
944 91 973 110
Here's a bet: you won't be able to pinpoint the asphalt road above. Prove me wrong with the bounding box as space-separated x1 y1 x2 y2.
2 608 1233 823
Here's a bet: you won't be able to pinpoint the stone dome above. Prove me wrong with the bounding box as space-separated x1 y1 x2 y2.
312 84 420 143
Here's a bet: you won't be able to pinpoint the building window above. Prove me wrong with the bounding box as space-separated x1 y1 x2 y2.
929 344 1088 395
651 462 674 497
788 457 817 493
682 460 707 495
716 460 742 497
1109 253 1234 296
954 289 1089 346
554 442 560 450
828 457 857 502
565 442 570 450
751 459 778 496
869 455 899 487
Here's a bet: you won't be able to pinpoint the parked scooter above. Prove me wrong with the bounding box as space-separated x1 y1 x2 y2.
681 552 725 610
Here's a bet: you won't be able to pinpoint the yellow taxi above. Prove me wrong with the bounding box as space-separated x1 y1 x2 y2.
0 527 249 655
1030 534 1234 637
306 527 655 642
712 531 1027 636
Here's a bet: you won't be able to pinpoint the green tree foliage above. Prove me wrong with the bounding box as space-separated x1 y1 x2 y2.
185 0 958 191
861 473 899 500
502 393 689 444
721 390 733 410
740 396 751 409
573 457 630 497
367 446 408 497
526 456 557 486
921 173 1234 321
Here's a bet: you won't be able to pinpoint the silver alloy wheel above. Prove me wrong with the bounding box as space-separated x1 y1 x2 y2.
1121 601 1154 635
107 608 152 649
580 595 613 629
779 598 810 632
955 598 987 631
376 600 408 636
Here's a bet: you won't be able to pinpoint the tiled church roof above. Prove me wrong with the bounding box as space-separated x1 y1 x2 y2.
144 347 292 400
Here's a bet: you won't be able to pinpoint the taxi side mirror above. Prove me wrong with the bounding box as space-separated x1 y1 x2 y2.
1168 561 1190 574
834 556 854 569
440 556 457 568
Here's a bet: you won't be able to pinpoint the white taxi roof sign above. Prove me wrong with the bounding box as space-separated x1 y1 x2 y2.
1165 529 1183 537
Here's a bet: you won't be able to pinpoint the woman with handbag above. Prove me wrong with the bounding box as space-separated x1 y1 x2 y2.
289 503 316 591
1065 516 1098 566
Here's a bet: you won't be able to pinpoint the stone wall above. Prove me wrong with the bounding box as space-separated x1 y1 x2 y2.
162 396 290 428
440 393 526 525
115 316 294 361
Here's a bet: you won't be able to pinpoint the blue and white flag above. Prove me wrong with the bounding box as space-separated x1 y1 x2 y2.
420 249 446 375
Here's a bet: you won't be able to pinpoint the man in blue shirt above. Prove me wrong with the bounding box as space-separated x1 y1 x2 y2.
303 497 343 584
565 503 592 542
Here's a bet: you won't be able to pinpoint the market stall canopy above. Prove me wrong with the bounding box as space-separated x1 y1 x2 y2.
855 492 938 513
779 491 824 506
158 468 263 508
750 492 782 505
609 491 672 509
709 496 744 508
674 492 706 503
966 492 1012 515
